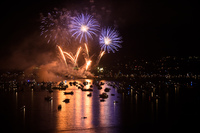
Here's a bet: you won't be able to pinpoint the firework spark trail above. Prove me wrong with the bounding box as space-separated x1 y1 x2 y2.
62 47 82 67
74 47 82 66
69 13 100 43
99 51 105 63
85 59 92 71
99 27 122 53
84 43 89 58
63 52 75 63
95 51 105 66
57 45 67 66
100 51 105 59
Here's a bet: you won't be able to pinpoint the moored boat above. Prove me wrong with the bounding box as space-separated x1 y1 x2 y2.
87 93 92 97
104 88 111 92
64 91 74 95
99 92 108 98
100 99 105 102
58 105 62 110
63 99 70 103
82 88 93 91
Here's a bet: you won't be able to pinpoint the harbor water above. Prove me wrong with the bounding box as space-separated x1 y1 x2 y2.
0 79 199 133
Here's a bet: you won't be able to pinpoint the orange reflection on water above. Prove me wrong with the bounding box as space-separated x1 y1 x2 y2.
99 80 111 126
83 79 93 128
56 79 93 130
56 86 78 130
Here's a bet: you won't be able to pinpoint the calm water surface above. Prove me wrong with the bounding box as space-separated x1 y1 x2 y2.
0 79 199 133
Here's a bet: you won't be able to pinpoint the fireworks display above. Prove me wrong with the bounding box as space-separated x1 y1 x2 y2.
69 13 100 43
40 8 71 45
40 3 123 77
99 27 122 53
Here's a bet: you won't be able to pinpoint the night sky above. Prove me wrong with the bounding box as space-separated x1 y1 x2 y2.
0 0 198 70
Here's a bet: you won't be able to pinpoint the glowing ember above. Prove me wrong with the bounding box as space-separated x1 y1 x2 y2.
86 60 92 71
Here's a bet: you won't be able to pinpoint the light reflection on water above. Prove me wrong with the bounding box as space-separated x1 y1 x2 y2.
53 79 122 131
0 79 190 132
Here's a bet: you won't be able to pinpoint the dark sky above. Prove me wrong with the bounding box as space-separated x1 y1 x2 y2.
0 0 198 69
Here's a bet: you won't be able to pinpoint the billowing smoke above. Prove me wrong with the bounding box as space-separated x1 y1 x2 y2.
29 60 94 82
0 30 94 82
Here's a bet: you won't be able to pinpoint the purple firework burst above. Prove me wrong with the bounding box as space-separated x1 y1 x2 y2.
40 8 71 45
99 27 122 53
69 13 100 43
